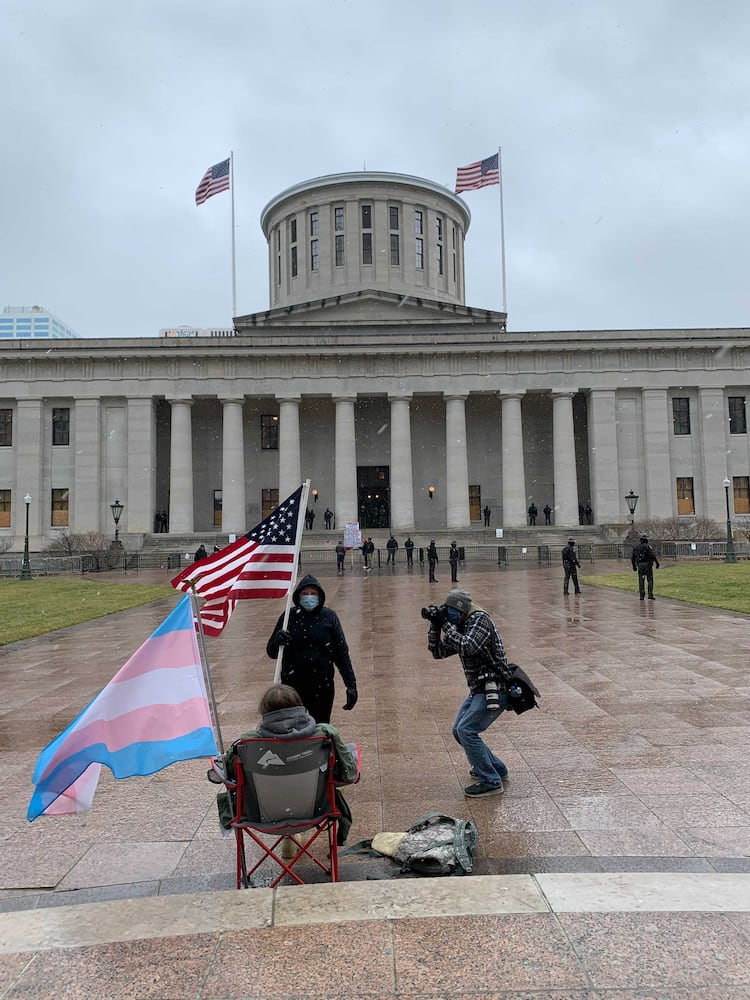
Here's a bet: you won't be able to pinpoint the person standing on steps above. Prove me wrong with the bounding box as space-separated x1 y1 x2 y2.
543 504 552 525
528 503 537 526
404 537 415 566
324 507 333 530
483 505 491 527
449 541 459 583
561 538 581 595
335 540 346 575
427 540 439 582
386 535 398 565
631 533 660 600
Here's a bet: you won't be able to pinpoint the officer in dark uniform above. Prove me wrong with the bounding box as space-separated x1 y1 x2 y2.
561 538 581 595
631 533 660 600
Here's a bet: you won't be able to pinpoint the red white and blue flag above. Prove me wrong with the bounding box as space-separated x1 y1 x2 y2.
27 596 217 821
195 158 230 205
455 153 500 194
171 486 303 636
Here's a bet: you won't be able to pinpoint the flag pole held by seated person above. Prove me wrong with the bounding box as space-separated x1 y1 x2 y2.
189 588 225 754
27 595 219 821
273 479 311 685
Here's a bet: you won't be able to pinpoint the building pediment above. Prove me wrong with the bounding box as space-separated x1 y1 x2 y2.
235 289 507 330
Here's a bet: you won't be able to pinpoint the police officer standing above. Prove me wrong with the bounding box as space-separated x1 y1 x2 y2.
561 538 581 595
631 533 660 600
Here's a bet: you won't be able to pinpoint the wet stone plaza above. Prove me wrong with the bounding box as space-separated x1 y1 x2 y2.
1 560 750 998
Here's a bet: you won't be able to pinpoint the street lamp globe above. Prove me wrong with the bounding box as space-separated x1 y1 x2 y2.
20 494 33 581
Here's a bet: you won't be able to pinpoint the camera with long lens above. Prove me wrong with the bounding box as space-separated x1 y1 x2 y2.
421 604 448 624
477 670 502 710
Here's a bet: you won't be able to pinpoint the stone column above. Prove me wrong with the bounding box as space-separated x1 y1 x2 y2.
445 394 471 528
552 391 579 526
73 398 101 534
500 393 527 527
334 396 358 525
587 389 620 524
168 399 194 533
127 397 156 535
221 398 246 534
698 387 729 522
642 389 673 518
278 397 301 501
15 399 44 544
389 394 414 531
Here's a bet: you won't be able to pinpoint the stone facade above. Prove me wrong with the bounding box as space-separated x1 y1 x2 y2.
1 171 749 548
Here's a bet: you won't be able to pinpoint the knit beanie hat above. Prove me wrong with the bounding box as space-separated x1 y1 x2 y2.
444 589 472 614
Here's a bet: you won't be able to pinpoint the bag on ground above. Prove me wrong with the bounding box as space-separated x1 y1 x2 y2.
348 813 478 876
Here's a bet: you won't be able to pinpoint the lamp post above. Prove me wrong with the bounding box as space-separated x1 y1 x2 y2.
723 478 737 564
428 485 435 501
20 494 32 581
110 498 124 549
625 490 639 542
312 489 318 503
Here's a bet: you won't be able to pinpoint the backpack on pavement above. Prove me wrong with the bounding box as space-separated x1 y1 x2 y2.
344 812 478 877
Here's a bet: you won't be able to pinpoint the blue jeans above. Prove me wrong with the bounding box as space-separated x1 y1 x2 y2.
452 691 508 786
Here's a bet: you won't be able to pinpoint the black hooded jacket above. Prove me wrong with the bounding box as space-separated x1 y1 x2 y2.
266 574 356 689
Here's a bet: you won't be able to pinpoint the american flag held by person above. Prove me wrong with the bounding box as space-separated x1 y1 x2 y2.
195 158 231 205
171 486 304 635
455 153 500 194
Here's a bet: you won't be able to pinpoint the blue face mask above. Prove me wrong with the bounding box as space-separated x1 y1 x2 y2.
299 594 319 611
445 607 463 625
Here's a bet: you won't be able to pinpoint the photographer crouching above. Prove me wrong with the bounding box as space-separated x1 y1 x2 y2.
423 589 510 798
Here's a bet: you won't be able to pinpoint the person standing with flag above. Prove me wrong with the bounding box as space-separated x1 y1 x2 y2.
266 575 358 725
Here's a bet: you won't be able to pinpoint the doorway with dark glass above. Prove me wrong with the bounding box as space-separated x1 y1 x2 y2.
358 467 390 529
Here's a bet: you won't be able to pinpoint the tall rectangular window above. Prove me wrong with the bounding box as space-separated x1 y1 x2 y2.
362 233 373 265
289 217 298 278
52 407 70 446
309 211 318 236
436 242 444 275
275 229 281 285
361 205 372 229
415 237 424 269
414 210 423 235
334 206 344 231
261 414 279 450
0 408 11 446
672 397 691 435
290 218 297 243
335 234 345 266
389 206 399 230
51 487 69 526
390 233 400 266
310 238 319 271
729 396 747 434
734 476 750 514
435 217 443 240
676 477 695 515
0 489 9 528
291 245 298 278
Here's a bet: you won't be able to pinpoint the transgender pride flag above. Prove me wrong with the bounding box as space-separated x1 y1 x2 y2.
27 596 218 821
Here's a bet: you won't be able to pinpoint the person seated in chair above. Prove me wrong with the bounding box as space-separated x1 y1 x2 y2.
212 684 359 844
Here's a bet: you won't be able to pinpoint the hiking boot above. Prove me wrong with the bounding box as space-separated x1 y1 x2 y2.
464 781 503 797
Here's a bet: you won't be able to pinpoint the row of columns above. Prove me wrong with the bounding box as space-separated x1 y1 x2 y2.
166 390 583 533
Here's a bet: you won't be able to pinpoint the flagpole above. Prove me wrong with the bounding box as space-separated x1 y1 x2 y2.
498 146 507 318
273 479 311 685
230 150 237 320
190 589 225 754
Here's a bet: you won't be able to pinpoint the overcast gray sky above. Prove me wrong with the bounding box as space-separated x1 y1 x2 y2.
2 0 749 338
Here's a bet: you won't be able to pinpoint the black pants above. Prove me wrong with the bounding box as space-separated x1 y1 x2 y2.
563 565 580 594
428 559 437 581
450 561 458 582
637 564 655 598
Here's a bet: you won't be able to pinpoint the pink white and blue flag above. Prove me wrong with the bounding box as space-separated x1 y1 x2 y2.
27 596 218 821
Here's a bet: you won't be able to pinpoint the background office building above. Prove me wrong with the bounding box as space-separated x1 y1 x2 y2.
0 306 81 340
1 172 749 549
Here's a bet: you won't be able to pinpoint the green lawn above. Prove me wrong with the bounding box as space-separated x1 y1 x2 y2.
580 561 750 615
0 578 174 646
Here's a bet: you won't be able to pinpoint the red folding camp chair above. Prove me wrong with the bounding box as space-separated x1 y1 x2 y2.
212 734 357 889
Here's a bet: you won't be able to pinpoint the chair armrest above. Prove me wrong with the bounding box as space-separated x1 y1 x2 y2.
208 757 235 788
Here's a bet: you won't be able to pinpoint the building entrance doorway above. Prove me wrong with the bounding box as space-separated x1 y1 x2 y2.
357 466 390 529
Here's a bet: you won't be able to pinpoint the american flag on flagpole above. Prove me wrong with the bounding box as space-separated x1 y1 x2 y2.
455 153 500 194
195 158 231 205
171 486 303 636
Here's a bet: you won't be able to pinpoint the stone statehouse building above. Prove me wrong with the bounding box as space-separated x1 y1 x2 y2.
1 171 749 550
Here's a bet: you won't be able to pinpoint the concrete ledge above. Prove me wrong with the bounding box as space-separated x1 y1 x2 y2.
2 873 750 955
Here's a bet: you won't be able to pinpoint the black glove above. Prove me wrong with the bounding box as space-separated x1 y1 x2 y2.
275 629 292 645
343 686 358 710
